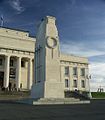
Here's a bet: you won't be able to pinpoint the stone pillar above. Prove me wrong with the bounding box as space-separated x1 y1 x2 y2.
28 58 32 89
4 55 10 89
77 67 81 91
86 79 89 91
16 57 21 90
32 59 35 84
69 66 73 91
85 68 90 91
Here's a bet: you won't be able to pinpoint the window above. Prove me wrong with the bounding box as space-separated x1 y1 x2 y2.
9 68 16 79
0 59 3 66
21 61 25 67
65 66 69 75
65 79 69 88
10 60 14 67
73 80 77 87
73 67 77 76
81 68 85 76
81 80 85 88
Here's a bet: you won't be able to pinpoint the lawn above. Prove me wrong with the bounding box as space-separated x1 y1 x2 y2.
91 92 105 99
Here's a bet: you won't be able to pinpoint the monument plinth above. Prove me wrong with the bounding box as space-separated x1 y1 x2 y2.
31 16 64 99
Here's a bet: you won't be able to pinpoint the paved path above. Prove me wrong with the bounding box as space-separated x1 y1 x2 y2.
0 100 105 120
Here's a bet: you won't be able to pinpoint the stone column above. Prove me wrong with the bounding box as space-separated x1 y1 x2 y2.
86 79 89 91
28 58 32 89
69 66 73 91
85 68 90 91
16 57 21 90
32 59 35 84
4 55 10 89
77 67 81 91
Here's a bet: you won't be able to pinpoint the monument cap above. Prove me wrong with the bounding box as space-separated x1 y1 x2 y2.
46 16 56 20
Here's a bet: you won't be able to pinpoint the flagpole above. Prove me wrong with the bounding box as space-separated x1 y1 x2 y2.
0 15 4 27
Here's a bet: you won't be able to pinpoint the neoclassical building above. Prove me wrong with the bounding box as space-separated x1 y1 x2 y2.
0 27 35 91
0 16 90 98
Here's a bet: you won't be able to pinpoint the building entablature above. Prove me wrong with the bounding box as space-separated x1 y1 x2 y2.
0 27 35 52
60 60 88 67
60 54 88 64
0 27 36 41
0 47 34 59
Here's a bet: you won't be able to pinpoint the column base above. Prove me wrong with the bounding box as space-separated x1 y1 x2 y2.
16 88 21 92
2 87 9 91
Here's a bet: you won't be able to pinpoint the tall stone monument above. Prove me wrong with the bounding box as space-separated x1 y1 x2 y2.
31 16 64 99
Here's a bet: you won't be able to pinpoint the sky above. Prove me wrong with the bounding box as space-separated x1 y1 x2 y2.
0 0 105 91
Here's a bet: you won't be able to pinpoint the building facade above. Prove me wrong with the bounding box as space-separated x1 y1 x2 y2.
31 16 90 99
0 27 35 91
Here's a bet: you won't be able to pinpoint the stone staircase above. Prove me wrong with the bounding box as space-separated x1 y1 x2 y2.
0 91 90 104
0 91 30 101
72 91 90 100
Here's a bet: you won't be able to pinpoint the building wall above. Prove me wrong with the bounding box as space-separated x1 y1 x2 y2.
60 52 89 94
60 54 89 93
0 27 89 93
0 28 35 52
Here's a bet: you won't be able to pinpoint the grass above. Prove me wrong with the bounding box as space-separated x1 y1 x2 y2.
91 92 105 99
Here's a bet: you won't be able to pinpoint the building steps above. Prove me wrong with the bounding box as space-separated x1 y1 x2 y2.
0 91 30 100
0 91 90 104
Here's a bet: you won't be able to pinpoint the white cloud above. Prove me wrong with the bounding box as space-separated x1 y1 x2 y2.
9 0 25 14
89 62 105 92
60 41 105 57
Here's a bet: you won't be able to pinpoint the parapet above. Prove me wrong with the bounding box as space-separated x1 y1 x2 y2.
0 27 35 41
60 53 88 64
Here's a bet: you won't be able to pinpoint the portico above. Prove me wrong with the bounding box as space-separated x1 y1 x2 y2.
0 52 34 91
0 27 35 91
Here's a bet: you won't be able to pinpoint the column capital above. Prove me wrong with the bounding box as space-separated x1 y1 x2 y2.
5 55 10 58
29 57 33 60
17 56 22 59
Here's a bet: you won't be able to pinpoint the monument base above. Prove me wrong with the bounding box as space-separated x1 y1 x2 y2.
31 81 64 99
17 97 90 105
17 82 91 105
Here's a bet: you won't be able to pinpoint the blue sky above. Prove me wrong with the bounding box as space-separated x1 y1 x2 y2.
1 0 105 91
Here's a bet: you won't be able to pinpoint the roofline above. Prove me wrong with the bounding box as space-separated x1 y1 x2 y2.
29 35 36 38
60 52 88 59
0 26 29 33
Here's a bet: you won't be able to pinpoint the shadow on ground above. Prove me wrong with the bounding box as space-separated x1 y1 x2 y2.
0 99 105 120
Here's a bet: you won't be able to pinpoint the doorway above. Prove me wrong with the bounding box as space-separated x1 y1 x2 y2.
0 72 4 89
